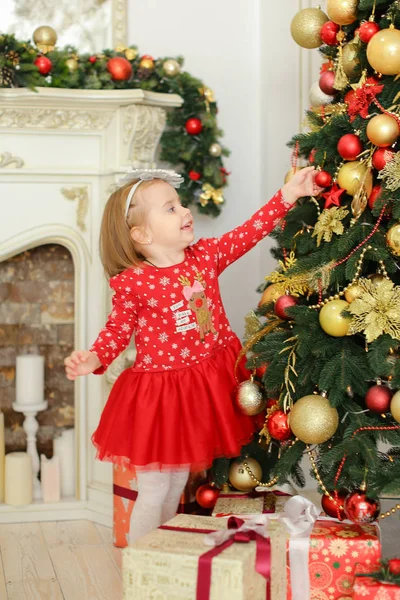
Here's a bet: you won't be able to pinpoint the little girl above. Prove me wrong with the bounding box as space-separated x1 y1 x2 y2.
64 166 321 542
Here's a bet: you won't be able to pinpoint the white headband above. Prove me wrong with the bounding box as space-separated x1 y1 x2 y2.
121 169 184 218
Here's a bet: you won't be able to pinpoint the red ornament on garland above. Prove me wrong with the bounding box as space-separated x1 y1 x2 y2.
315 170 332 188
321 491 347 520
320 21 340 46
267 410 292 441
189 170 201 181
365 384 393 413
185 118 203 135
337 134 363 161
308 149 316 164
89 56 97 64
274 295 298 320
34 55 52 75
372 147 395 171
359 20 380 43
368 185 382 209
344 489 380 524
107 56 133 81
388 559 400 575
195 483 220 509
319 71 336 96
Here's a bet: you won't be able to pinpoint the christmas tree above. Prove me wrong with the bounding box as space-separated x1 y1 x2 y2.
213 0 400 525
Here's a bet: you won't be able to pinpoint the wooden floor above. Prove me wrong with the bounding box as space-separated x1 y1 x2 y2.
0 521 122 600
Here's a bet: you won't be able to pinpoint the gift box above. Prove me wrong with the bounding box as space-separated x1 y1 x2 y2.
212 490 289 517
352 565 400 599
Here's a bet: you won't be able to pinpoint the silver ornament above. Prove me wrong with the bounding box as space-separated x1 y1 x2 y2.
234 378 266 416
209 142 222 157
309 81 334 108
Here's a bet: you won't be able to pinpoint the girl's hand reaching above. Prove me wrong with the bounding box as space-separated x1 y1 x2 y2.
64 350 102 380
281 166 324 206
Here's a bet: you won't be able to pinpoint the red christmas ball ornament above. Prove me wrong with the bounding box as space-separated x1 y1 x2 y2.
265 398 278 409
321 491 347 520
320 21 340 46
185 118 203 135
107 56 133 81
372 147 395 171
344 490 380 524
315 170 332 188
368 185 382 209
89 56 97 64
267 410 292 441
189 170 201 181
308 149 316 163
337 134 363 161
365 384 393 413
274 295 298 320
388 559 400 575
255 364 268 378
359 20 380 43
195 483 220 509
34 55 52 75
319 71 336 96
141 54 153 60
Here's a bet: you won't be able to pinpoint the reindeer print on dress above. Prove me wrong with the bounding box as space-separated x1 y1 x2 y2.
178 272 217 342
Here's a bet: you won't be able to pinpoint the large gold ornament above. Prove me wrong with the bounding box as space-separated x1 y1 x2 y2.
387 223 400 257
366 114 399 147
33 25 57 53
348 278 400 342
327 0 357 26
234 377 266 416
337 161 373 197
289 394 339 444
163 59 181 77
319 299 352 337
390 390 400 423
312 206 350 247
290 7 329 49
367 27 400 75
342 37 361 79
259 283 282 305
229 457 262 492
199 183 224 207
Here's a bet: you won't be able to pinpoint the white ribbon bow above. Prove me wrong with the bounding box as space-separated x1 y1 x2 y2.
204 514 269 548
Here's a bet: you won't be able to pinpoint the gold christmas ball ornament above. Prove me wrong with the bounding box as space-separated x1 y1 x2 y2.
369 273 386 284
337 161 373 197
387 223 400 257
390 390 400 423
32 25 57 53
309 81 334 108
139 57 154 70
366 114 399 148
319 299 352 337
327 0 357 26
367 27 400 75
228 457 262 492
65 57 78 72
209 143 222 158
344 283 363 303
342 38 361 79
125 48 138 61
234 378 266 416
288 394 339 444
163 59 181 77
259 283 282 306
290 7 329 49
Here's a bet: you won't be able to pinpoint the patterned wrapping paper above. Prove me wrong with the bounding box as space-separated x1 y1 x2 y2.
123 513 288 600
212 491 289 517
352 565 400 599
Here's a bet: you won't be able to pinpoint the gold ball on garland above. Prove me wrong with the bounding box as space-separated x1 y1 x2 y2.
367 28 400 75
337 161 373 197
344 283 363 303
319 299 352 337
259 284 282 306
326 0 357 26
288 394 339 444
163 59 181 77
290 7 329 49
366 114 399 148
390 390 400 423
125 48 138 61
229 457 262 492
209 143 222 157
107 56 133 81
309 81 334 108
342 38 361 79
386 223 400 257
65 57 78 72
139 57 155 70
33 25 57 53
234 379 266 416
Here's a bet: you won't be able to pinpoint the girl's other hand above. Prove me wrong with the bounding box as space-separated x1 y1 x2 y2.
64 350 101 380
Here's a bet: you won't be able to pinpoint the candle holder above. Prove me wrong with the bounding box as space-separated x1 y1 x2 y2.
12 401 48 500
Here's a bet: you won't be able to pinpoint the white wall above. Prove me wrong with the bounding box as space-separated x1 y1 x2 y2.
128 0 315 338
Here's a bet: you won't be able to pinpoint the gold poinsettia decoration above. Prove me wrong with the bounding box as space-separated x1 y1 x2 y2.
312 206 349 247
378 151 400 191
199 183 224 207
265 250 309 297
244 311 262 342
348 278 400 343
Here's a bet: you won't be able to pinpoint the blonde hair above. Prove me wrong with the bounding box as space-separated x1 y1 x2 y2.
99 179 154 277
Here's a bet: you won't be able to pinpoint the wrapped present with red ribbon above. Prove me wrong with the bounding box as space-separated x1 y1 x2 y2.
352 561 400 599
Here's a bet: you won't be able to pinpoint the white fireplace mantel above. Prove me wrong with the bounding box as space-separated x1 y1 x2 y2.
0 87 182 524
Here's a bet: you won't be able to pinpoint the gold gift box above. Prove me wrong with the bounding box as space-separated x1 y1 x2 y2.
212 491 289 517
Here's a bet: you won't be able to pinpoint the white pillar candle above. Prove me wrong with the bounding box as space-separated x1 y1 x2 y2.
0 412 4 503
41 455 60 503
15 355 45 406
53 429 75 498
5 452 33 506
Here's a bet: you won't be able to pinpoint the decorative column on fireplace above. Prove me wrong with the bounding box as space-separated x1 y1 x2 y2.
0 86 182 523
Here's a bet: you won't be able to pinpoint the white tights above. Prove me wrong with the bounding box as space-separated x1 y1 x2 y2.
129 470 190 544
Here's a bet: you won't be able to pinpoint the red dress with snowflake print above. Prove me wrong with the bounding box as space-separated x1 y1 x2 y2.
91 191 291 472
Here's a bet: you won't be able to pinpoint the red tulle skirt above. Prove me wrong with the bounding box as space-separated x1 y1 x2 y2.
92 337 260 472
